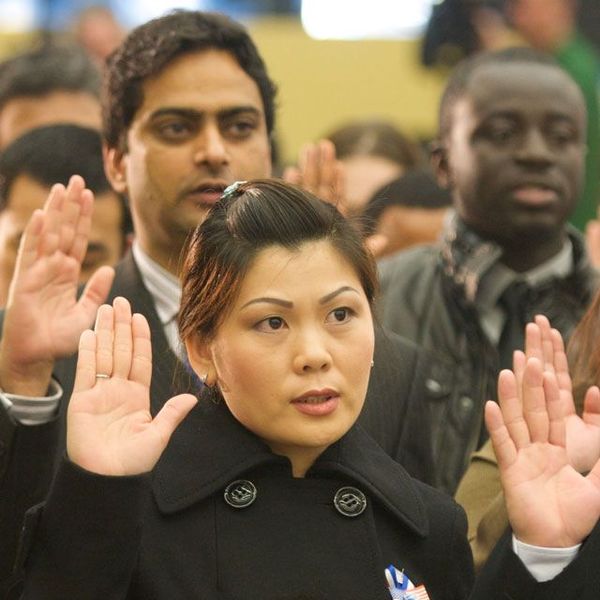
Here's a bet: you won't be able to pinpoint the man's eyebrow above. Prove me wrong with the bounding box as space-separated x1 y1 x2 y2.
319 286 361 304
148 106 261 121
218 106 262 120
241 297 293 310
148 107 203 121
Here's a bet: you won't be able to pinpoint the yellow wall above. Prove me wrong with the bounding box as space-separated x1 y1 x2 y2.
0 16 447 165
249 17 447 164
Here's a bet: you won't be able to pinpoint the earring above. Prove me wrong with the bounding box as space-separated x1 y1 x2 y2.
200 374 208 385
371 360 374 368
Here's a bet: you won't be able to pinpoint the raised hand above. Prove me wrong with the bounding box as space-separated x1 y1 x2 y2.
0 175 114 396
68 297 197 476
485 357 600 548
519 316 600 473
283 139 347 214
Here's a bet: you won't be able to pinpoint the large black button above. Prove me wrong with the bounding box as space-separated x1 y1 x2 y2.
333 486 367 517
224 480 257 509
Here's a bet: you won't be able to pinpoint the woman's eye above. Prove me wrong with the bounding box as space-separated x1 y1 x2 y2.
326 307 353 324
255 316 286 332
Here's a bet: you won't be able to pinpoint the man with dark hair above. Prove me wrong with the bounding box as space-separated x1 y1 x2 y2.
0 11 432 596
0 124 128 305
0 44 102 148
378 47 600 494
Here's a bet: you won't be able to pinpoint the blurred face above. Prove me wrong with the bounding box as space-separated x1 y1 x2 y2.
341 155 404 216
376 206 448 257
187 240 375 477
439 62 585 251
106 49 272 273
0 91 101 149
0 175 123 306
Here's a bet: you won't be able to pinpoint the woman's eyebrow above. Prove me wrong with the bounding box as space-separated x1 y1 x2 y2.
241 297 293 309
319 286 360 304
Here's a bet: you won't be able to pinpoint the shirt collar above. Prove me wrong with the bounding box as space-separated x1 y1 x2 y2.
476 237 574 311
131 242 181 325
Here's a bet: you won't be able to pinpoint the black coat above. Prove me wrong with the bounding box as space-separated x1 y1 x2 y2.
472 525 600 599
0 252 436 597
20 399 473 600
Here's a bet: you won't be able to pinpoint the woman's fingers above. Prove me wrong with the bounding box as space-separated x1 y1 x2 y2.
130 313 152 387
94 304 114 378
497 368 531 449
485 399 517 470
112 297 133 379
545 371 566 447
522 357 550 443
73 329 97 393
535 315 555 372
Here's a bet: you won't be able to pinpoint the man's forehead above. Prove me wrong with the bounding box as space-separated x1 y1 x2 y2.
463 62 584 116
136 49 264 115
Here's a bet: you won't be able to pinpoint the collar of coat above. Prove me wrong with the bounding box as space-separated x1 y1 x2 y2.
152 399 429 538
440 214 597 304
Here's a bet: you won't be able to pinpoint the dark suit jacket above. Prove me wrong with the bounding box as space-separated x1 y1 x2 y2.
0 252 436 597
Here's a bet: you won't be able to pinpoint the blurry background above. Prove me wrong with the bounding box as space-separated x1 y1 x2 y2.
0 0 598 165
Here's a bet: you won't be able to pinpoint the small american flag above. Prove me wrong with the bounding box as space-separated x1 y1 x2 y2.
404 585 431 600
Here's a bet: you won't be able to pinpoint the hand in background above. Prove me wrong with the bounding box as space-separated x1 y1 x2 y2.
68 297 197 476
585 219 600 268
0 175 114 396
283 139 347 214
518 316 600 473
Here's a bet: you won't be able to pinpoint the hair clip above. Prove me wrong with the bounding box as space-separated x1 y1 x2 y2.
221 180 247 199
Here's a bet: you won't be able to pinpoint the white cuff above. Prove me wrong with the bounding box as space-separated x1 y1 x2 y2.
512 535 580 582
0 379 63 425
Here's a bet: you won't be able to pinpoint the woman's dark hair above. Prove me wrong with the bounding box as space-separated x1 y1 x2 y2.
567 290 600 412
103 10 277 150
179 179 377 345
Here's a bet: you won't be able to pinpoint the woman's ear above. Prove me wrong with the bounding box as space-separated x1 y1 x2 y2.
103 145 128 195
185 335 217 386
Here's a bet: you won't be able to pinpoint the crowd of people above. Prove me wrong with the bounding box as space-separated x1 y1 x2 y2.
0 2 600 599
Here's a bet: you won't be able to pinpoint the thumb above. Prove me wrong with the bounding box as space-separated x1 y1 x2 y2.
78 265 115 320
151 393 198 446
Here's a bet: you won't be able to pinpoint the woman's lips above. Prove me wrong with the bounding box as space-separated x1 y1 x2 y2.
291 392 340 416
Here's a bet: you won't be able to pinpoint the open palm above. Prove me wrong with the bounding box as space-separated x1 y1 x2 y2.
68 297 197 476
0 176 114 395
486 358 600 548
521 316 600 473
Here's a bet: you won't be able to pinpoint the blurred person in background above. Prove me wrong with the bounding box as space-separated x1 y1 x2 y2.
0 124 129 306
283 120 423 220
0 44 101 149
362 167 452 257
72 5 126 67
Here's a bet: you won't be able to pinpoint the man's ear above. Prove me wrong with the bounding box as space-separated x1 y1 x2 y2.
185 335 217 386
103 145 128 195
430 140 452 190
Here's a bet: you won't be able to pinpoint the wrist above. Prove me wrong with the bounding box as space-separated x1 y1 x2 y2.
0 355 54 396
